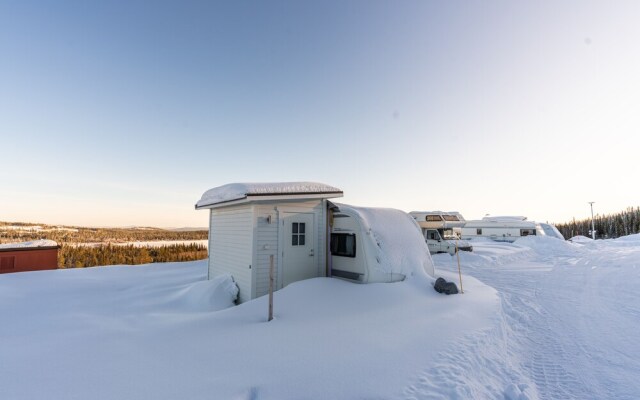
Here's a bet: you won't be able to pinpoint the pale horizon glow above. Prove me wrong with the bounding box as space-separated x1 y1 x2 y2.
1 1 639 228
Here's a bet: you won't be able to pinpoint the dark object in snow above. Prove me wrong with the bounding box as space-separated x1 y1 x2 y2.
434 277 459 295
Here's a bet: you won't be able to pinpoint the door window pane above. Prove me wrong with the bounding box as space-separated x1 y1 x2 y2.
291 222 306 246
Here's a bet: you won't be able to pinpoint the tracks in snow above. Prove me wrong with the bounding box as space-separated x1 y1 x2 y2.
412 241 640 400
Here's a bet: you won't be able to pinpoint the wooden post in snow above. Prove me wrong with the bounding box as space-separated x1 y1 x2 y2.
456 239 464 294
268 254 274 321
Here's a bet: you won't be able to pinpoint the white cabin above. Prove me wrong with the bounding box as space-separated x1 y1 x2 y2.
196 182 343 304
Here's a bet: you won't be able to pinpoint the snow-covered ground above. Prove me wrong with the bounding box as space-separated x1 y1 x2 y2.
1 235 639 399
430 235 640 400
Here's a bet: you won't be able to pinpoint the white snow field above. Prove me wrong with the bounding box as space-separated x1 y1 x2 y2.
1 235 639 399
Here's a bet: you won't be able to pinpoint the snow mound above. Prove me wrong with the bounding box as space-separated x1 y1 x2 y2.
610 233 640 243
180 273 238 311
0 239 58 249
196 182 342 208
514 236 581 257
569 235 593 243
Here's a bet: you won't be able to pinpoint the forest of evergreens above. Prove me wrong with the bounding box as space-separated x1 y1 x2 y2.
58 243 208 268
555 207 640 239
0 222 208 268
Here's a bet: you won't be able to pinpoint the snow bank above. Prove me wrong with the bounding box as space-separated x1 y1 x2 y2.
196 182 342 208
0 239 58 249
514 235 582 257
0 258 498 400
180 273 238 311
569 235 593 243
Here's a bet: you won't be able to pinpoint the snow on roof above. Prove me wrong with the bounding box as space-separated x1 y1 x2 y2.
196 182 343 208
482 216 528 222
0 240 58 250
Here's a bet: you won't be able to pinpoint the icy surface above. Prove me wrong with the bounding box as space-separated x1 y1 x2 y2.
196 182 342 208
2 235 640 399
0 239 58 249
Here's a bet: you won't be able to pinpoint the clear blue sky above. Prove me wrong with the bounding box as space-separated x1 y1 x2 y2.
1 1 639 228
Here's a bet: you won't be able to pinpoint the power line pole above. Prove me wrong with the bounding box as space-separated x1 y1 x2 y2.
588 201 596 240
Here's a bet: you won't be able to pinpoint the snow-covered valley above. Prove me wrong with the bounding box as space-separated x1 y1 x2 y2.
1 235 639 399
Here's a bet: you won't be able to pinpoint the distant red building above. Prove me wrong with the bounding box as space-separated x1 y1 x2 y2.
0 240 59 274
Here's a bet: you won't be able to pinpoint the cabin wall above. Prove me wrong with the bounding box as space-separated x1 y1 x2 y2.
253 200 327 298
253 204 279 299
0 248 58 274
209 205 254 304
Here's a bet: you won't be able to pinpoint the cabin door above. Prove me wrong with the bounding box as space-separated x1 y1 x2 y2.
282 212 317 287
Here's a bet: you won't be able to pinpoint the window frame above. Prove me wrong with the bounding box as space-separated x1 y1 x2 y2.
291 222 306 246
330 233 357 258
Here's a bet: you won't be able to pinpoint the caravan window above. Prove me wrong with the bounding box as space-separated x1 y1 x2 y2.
443 215 460 221
330 233 356 258
426 215 443 221
292 222 306 246
427 230 440 240
520 229 536 236
476 228 482 235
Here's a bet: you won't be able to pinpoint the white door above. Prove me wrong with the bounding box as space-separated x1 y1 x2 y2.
282 212 316 287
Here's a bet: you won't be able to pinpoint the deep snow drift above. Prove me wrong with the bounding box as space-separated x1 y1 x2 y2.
0 261 496 400
1 235 639 399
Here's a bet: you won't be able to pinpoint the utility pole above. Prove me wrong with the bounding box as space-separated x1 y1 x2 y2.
588 202 596 240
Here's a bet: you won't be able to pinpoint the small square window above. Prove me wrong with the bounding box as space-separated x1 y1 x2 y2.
477 228 482 235
291 222 306 246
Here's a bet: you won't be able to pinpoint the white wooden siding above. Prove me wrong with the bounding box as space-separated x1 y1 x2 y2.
254 200 328 298
254 205 279 298
209 206 254 304
207 200 329 303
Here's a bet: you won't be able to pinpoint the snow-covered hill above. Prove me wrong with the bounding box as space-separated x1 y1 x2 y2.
1 235 639 399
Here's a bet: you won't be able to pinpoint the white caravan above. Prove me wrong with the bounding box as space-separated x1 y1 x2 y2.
410 211 473 254
461 216 565 242
330 204 435 283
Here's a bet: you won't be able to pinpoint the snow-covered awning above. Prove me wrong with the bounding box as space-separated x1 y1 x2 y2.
196 182 343 209
0 240 59 251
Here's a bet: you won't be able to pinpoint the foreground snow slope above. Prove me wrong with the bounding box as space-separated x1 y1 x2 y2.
2 235 638 399
0 261 497 400
432 236 640 400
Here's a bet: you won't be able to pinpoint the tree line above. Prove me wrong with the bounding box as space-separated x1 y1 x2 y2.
0 222 207 244
555 207 640 239
58 243 208 268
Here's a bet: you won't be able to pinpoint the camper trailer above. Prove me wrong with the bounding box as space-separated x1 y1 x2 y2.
410 211 473 254
461 216 564 242
330 204 435 283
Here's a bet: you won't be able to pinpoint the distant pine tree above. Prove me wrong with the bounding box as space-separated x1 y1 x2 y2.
555 206 640 239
